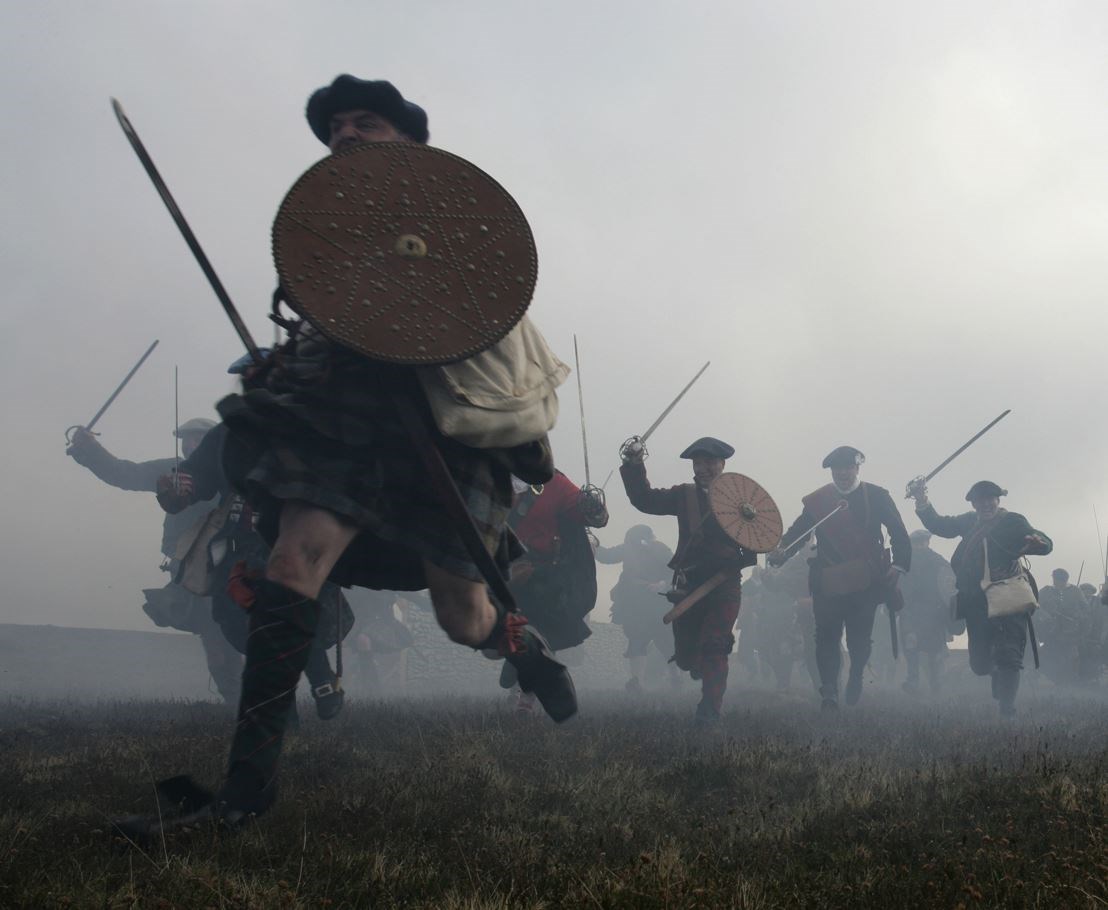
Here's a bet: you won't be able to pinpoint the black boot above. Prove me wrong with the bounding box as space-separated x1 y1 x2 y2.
483 613 576 723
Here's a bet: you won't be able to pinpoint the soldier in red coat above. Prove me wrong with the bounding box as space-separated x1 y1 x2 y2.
770 446 911 712
620 436 756 724
503 471 608 713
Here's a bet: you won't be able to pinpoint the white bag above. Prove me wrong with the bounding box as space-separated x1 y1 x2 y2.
981 538 1037 619
416 315 569 449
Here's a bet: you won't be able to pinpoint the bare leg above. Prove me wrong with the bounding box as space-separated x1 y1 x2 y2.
422 559 498 646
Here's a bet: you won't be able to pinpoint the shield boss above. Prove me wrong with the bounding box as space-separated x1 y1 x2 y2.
709 473 783 553
272 143 537 365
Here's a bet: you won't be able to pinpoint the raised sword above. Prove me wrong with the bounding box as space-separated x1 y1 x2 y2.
905 409 1011 499
65 339 159 443
619 361 710 461
111 99 262 365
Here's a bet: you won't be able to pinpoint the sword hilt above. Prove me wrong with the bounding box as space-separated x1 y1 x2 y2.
619 436 647 464
904 475 927 500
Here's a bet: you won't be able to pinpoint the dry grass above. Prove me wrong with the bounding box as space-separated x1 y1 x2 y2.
0 691 1106 908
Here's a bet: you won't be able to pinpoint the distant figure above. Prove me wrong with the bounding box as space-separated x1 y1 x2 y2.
1038 569 1100 686
620 436 757 724
910 480 1051 716
504 471 608 714
66 417 241 702
769 446 911 712
595 524 674 693
753 556 812 691
898 530 956 696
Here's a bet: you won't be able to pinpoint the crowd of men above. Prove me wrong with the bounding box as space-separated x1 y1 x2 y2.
61 72 1107 836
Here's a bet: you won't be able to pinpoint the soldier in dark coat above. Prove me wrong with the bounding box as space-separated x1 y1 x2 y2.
66 418 242 702
769 446 911 711
910 479 1051 716
620 436 757 723
898 530 956 695
595 524 674 692
502 471 608 713
1038 569 1100 686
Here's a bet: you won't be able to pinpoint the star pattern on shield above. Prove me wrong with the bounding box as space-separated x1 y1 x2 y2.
273 143 537 364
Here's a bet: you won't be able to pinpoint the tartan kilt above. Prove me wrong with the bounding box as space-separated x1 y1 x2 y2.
217 336 543 591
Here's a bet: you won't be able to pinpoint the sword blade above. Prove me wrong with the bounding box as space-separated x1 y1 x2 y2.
640 361 710 444
780 501 848 553
923 409 1011 483
1094 505 1107 581
83 339 160 433
111 99 261 363
573 334 591 487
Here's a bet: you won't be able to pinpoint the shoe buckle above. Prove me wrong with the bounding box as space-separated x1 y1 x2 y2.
313 683 335 698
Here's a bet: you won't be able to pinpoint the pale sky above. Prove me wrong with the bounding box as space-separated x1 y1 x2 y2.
2 1 1107 630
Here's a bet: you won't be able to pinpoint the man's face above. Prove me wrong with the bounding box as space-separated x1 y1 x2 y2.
328 109 408 152
180 432 206 458
912 537 932 552
1052 571 1069 587
971 496 1000 521
692 456 725 487
831 464 860 489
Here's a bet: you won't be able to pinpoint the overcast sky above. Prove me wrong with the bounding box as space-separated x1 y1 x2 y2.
2 1 1107 630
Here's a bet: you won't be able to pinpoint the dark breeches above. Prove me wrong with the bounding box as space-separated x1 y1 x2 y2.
812 591 878 697
960 589 1027 676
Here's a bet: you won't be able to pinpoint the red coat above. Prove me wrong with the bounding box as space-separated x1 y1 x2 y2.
512 471 606 559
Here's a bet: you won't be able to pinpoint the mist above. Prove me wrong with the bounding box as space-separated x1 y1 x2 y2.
2 0 1107 640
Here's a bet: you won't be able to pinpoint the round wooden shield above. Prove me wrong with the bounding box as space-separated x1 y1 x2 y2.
709 473 783 553
272 143 538 365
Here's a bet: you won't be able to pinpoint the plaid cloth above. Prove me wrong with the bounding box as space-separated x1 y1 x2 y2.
218 325 547 590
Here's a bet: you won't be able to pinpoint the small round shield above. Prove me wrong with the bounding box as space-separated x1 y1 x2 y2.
709 473 783 553
272 142 537 365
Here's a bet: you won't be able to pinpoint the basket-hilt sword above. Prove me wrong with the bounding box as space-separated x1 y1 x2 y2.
619 361 710 462
65 339 159 443
904 409 1011 499
111 98 263 366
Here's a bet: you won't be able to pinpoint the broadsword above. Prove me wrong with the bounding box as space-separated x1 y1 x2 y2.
776 501 848 556
619 361 710 461
111 99 262 365
573 334 591 487
904 409 1011 499
65 339 159 443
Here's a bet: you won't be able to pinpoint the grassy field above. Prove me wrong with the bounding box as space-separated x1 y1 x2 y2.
0 691 1106 909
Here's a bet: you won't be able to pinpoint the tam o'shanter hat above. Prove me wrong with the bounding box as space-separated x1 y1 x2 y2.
822 446 865 469
680 437 735 459
175 417 216 437
306 75 430 145
965 480 1006 501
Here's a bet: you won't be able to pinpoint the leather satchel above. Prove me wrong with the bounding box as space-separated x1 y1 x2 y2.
819 558 872 596
981 538 1037 619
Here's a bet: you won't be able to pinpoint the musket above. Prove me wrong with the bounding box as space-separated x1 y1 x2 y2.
573 335 592 487
905 409 1011 498
619 361 710 460
111 99 262 365
65 339 159 443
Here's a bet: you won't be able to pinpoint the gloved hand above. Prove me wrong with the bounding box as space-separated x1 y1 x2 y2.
620 437 646 464
65 426 101 462
156 470 196 513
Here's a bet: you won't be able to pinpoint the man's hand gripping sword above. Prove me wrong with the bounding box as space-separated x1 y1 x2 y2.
619 361 711 464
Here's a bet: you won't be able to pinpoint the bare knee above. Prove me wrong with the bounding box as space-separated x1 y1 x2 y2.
424 562 495 647
266 543 321 597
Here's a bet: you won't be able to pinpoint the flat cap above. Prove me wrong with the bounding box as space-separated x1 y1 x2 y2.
910 529 932 543
306 75 429 145
822 445 865 469
680 437 734 460
965 480 1007 501
175 417 216 437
